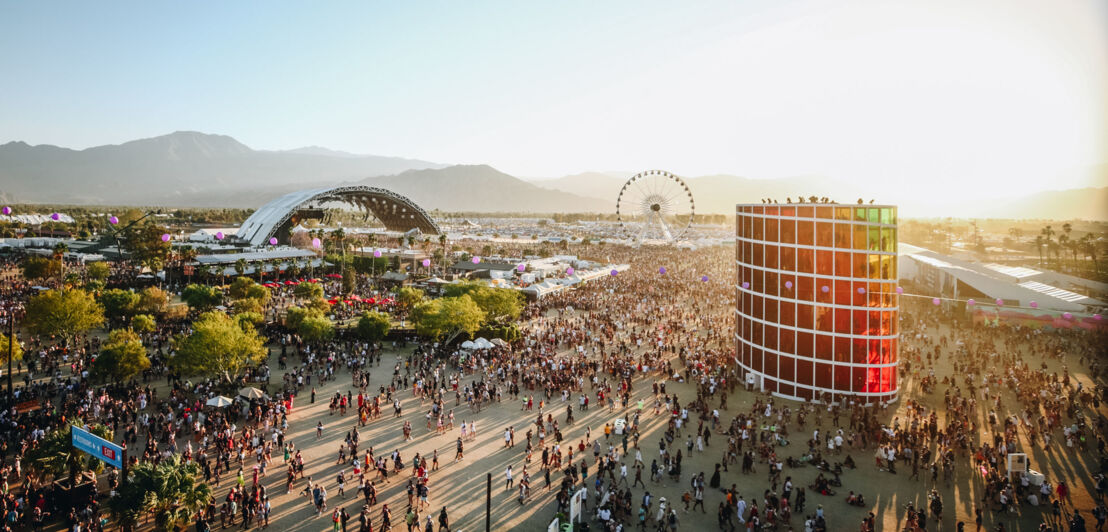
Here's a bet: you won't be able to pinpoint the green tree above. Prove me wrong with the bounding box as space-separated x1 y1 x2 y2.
234 258 247 277
356 310 391 342
131 314 156 333
170 311 266 383
284 306 312 330
181 284 222 311
298 314 335 343
86 261 111 281
341 268 356 294
229 277 257 299
396 286 425 311
410 295 485 342
123 223 172 271
25 289 105 346
442 283 524 323
107 454 213 532
99 288 141 322
294 282 324 300
245 284 271 305
92 329 150 382
235 312 265 330
136 286 170 316
0 333 22 365
21 255 62 282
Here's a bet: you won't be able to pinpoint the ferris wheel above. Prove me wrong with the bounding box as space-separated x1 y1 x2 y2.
615 169 695 243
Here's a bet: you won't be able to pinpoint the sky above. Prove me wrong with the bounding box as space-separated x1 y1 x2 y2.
1 0 1105 204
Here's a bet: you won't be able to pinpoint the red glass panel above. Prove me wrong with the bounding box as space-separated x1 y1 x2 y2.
815 307 833 333
751 348 763 372
796 359 813 386
797 248 814 274
781 219 795 244
835 223 851 248
766 245 779 271
815 363 833 389
834 279 851 306
764 325 778 350
781 247 795 272
834 336 850 362
766 218 778 242
780 328 795 353
752 217 763 240
797 331 814 357
797 303 814 330
815 334 833 360
833 364 850 391
816 221 833 248
780 301 795 327
834 250 851 276
817 250 833 275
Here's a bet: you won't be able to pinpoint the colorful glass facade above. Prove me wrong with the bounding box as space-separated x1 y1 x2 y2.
735 204 899 403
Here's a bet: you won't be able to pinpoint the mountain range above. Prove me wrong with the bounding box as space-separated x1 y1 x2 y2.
0 131 1104 219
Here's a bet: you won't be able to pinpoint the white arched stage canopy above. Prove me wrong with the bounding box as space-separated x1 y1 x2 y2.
236 185 441 246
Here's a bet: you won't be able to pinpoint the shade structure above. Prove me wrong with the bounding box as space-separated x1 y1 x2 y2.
460 340 476 350
490 338 509 348
206 395 233 408
239 387 267 400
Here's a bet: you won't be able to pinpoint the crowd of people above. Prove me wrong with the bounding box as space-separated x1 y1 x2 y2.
0 242 1104 532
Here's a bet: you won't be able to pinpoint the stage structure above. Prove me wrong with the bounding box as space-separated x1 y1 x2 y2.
237 186 441 247
735 202 899 404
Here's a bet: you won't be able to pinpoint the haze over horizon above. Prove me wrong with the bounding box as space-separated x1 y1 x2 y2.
2 0 1106 206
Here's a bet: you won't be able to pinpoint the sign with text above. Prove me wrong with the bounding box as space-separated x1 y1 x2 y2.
71 425 123 469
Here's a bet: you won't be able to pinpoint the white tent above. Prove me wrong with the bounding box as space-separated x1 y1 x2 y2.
460 340 476 350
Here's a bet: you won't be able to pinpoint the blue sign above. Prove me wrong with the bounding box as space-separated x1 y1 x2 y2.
71 425 123 469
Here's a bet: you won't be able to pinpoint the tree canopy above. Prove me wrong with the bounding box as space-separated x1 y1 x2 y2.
131 314 156 333
0 333 22 365
107 454 212 532
99 288 141 322
442 282 524 323
293 282 324 300
86 261 111 281
356 310 391 342
410 295 485 341
136 286 170 315
298 314 335 343
26 422 114 482
25 289 105 346
21 255 62 282
122 223 172 271
396 286 425 311
92 329 150 382
170 311 266 383
181 284 222 311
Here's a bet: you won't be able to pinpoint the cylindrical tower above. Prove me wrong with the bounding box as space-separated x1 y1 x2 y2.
735 203 898 404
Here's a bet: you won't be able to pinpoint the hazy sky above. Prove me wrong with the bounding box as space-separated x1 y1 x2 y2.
1 0 1105 201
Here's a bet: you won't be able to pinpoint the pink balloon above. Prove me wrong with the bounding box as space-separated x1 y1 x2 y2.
516 264 526 272
895 286 904 294
422 259 431 267
700 275 709 282
311 238 321 249
741 281 749 289
1063 312 1073 320
932 297 941 305
784 281 793 289
269 237 278 245
610 269 618 276
472 256 480 264
659 267 667 275
821 286 829 293
967 299 975 306
995 298 1003 306
51 213 60 221
161 233 170 242
1094 314 1102 321
857 287 866 294
567 267 575 276
108 216 119 225
1 207 10 215
1029 301 1038 309
373 249 382 258
215 232 224 240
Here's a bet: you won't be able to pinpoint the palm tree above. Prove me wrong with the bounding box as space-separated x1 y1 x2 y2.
1008 227 1024 245
1080 234 1099 273
234 258 247 278
1041 226 1056 266
52 241 69 288
1034 235 1045 265
108 454 212 532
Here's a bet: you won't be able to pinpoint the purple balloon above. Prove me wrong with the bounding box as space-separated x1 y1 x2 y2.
932 297 941 305
659 267 667 275
784 281 793 289
995 298 1003 306
895 286 904 295
857 287 866 294
373 249 382 258
821 285 829 293
1063 312 1073 320
161 233 170 242
517 264 526 272
741 281 749 289
1 206 10 215
610 269 618 276
1029 301 1038 309
311 237 321 249
422 259 431 267
700 275 709 282
967 299 975 306
1094 314 1102 321
108 216 119 225
567 267 575 276
472 256 480 264
51 212 60 221
269 237 278 246
215 231 224 240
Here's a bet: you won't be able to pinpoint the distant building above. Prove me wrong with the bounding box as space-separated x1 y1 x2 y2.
736 203 899 404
